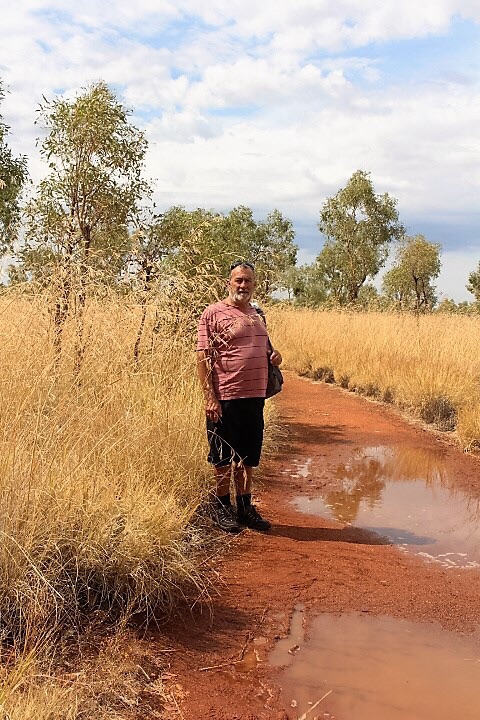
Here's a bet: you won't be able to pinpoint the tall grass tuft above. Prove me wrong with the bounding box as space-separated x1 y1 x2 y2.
0 283 281 715
0 290 216 648
269 307 480 450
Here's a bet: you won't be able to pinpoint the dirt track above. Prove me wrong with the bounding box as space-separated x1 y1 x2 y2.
157 372 480 719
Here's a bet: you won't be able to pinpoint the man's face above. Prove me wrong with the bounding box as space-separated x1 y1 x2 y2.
228 266 256 306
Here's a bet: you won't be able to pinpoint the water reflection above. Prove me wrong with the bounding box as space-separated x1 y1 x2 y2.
270 612 480 720
326 446 447 524
292 446 480 568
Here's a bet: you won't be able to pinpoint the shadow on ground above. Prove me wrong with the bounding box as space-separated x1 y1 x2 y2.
280 420 351 449
268 523 390 545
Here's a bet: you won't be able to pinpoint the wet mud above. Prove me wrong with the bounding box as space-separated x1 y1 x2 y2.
291 444 480 568
270 611 480 720
158 372 480 720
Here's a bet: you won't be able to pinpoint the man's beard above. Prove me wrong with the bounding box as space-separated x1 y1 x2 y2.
229 290 251 304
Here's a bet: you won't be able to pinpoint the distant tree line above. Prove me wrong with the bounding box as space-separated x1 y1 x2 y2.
1 79 479 331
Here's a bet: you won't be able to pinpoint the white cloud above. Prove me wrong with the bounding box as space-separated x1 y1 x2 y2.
296 246 317 266
0 0 478 284
438 248 480 301
141 73 479 227
175 0 480 52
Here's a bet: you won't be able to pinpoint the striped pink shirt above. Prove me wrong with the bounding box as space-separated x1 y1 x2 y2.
197 301 269 400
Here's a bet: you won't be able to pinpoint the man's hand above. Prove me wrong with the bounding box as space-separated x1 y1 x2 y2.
270 348 282 366
206 394 222 422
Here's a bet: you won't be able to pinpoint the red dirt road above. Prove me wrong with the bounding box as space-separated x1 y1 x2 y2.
159 372 480 719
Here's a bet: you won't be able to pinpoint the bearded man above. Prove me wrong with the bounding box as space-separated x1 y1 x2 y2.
196 261 282 533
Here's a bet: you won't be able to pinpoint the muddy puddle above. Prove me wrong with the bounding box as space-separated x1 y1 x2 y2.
270 608 480 720
289 446 480 568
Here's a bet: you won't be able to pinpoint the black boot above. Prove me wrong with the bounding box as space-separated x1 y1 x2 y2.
237 494 271 531
215 496 243 533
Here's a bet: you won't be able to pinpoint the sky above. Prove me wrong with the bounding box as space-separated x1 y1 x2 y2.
0 0 479 300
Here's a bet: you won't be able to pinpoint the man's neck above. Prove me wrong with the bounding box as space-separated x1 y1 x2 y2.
223 297 251 309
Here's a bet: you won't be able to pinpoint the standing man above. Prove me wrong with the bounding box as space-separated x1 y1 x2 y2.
197 261 282 533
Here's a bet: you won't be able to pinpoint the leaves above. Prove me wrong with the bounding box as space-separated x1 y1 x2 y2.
383 234 441 310
317 170 404 304
467 261 480 302
20 82 151 285
0 79 28 251
126 204 297 302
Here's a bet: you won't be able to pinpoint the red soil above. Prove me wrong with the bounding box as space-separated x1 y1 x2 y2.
154 372 480 719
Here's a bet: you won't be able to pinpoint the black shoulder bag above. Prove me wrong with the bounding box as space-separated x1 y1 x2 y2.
266 338 284 398
254 307 284 399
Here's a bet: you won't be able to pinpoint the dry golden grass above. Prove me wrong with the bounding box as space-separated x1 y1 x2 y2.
0 287 280 717
0 292 215 629
0 290 219 716
0 627 177 719
269 307 480 450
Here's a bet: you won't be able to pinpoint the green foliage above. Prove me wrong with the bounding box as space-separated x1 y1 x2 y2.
317 170 404 304
383 234 441 311
436 297 458 313
279 263 327 306
207 205 297 299
356 282 380 308
129 206 226 336
248 209 297 298
18 81 150 286
467 261 480 302
127 204 297 302
129 206 195 291
434 299 479 315
0 81 28 251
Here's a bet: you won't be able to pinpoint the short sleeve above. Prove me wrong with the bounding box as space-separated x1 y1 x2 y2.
196 309 212 351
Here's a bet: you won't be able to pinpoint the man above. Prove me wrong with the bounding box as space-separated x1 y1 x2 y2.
197 261 282 533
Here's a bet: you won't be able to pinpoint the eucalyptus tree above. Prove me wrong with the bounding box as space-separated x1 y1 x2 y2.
0 81 28 252
133 204 297 304
248 209 297 300
22 82 150 357
383 234 441 311
280 263 327 306
204 205 297 299
317 170 404 304
126 206 223 359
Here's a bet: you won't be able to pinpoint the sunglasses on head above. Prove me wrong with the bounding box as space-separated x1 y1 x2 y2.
229 261 255 272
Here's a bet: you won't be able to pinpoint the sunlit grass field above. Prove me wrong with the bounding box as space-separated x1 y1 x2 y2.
0 291 215 717
269 307 480 450
0 289 283 718
6 295 479 716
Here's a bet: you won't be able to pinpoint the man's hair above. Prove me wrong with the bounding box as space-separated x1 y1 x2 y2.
229 260 255 277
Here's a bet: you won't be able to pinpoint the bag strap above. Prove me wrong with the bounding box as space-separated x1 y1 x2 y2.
254 306 273 353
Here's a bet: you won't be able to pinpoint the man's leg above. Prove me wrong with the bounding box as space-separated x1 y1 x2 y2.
234 463 271 531
233 463 253 495
207 405 243 534
213 464 243 533
216 464 233 500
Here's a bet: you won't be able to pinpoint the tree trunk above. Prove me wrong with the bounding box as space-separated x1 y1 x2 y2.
73 226 91 376
52 270 71 362
133 263 152 366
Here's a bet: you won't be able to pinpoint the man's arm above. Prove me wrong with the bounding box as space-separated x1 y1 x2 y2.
197 350 222 421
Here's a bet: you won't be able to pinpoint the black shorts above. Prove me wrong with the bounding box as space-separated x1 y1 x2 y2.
206 398 265 468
